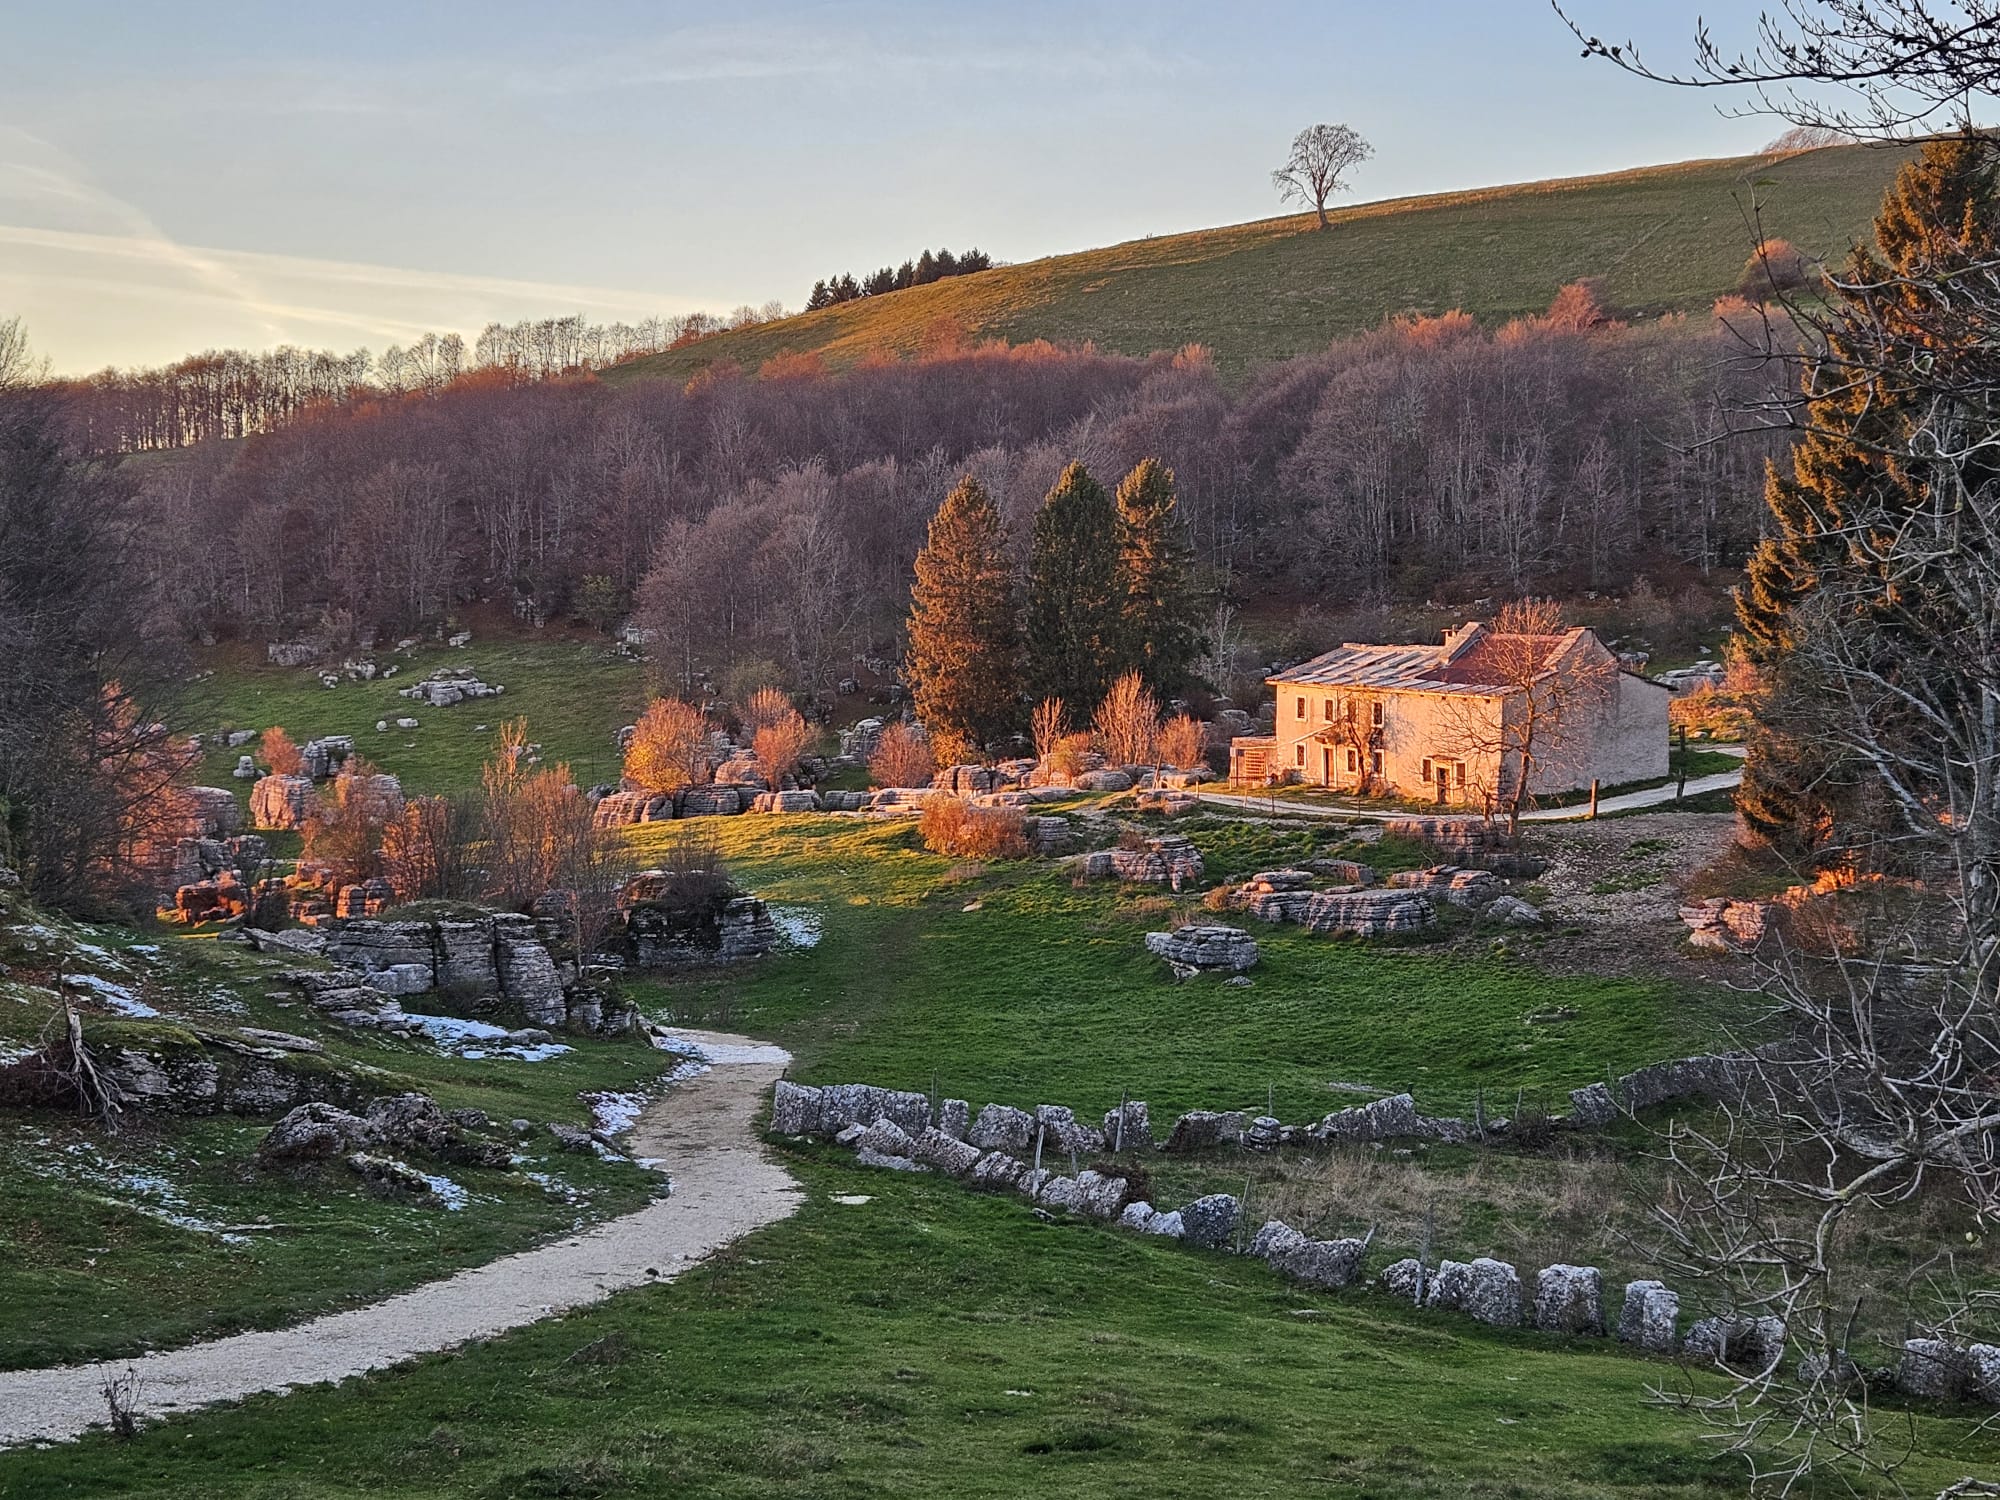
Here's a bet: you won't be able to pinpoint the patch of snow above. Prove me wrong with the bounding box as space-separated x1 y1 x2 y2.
416 1171 470 1211
410 1011 572 1064
62 972 158 1017
585 1091 646 1137
650 1030 784 1066
70 942 129 971
830 1194 874 1205
0 1040 33 1066
769 905 824 950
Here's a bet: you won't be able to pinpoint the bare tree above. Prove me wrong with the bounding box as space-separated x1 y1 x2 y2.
1092 670 1161 767
1271 123 1373 229
1433 601 1617 835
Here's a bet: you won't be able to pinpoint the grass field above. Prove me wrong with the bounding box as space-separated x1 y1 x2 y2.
608 142 1912 386
6 1151 1990 1500
0 918 676 1370
624 815 1747 1121
180 637 647 803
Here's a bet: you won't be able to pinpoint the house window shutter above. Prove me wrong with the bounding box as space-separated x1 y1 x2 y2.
1422 757 1433 780
1346 748 1357 773
1370 701 1385 729
1296 696 1306 720
1295 743 1305 767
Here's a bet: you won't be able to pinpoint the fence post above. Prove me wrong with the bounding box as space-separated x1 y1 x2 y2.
1587 780 1599 820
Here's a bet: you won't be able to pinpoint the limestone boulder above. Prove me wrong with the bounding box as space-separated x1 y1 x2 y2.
1145 925 1258 974
1534 1264 1606 1336
1177 1193 1241 1251
1616 1280 1681 1353
258 1102 373 1162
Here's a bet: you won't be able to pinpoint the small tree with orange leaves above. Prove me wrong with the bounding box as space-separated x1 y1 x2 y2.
624 697 712 794
380 793 482 902
868 722 935 788
753 710 816 785
260 726 303 778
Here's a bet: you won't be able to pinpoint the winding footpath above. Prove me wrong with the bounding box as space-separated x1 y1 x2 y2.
0 1027 801 1448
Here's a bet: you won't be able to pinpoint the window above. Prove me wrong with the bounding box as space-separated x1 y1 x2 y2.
1296 696 1306 720
1370 700 1385 729
1295 743 1306 767
1455 762 1467 787
1370 750 1383 775
1323 698 1335 721
1345 748 1358 773
1421 757 1433 781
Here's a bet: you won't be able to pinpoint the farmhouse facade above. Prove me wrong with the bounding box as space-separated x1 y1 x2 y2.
1228 622 1669 806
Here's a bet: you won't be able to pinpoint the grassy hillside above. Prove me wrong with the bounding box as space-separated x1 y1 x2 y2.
609 143 1911 386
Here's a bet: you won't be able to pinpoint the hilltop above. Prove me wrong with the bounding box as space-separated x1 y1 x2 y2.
609 142 1912 385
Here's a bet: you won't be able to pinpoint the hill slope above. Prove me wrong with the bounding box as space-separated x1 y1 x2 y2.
610 142 1911 386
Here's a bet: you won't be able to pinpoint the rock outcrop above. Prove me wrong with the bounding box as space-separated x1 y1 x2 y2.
1144 925 1258 974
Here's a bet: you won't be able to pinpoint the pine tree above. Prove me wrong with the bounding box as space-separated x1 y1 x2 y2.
905 476 1021 760
1024 462 1122 716
1113 459 1205 696
1736 134 2000 850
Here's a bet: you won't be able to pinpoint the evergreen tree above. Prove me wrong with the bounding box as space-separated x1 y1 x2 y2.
905 476 1021 759
1736 134 2000 850
1113 458 1205 696
1024 462 1122 716
806 279 831 311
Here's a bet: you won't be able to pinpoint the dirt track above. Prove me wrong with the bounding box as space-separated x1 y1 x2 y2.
0 1028 800 1447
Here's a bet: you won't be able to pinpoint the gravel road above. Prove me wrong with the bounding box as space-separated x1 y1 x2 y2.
0 1027 800 1447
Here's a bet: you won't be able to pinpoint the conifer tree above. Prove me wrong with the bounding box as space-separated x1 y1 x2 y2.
1736 134 2000 850
905 476 1020 759
1024 462 1122 716
1113 458 1205 697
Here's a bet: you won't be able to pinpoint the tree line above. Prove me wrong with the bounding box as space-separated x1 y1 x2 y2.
51 308 790 453
108 294 1786 706
805 247 994 310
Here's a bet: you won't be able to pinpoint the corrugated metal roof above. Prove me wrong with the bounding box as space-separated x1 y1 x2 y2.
1267 626 1586 696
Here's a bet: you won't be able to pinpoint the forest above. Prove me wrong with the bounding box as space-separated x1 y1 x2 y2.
109 284 1785 701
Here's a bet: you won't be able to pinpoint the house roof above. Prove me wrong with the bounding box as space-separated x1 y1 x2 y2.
1267 624 1594 697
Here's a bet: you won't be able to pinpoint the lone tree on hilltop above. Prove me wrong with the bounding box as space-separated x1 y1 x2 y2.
905 475 1022 762
1271 123 1372 229
1113 459 1205 698
1024 462 1123 719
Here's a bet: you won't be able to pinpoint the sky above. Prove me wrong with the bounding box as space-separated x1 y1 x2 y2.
0 1 1794 374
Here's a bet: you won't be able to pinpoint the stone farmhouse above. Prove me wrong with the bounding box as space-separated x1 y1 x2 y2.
1228 622 1670 806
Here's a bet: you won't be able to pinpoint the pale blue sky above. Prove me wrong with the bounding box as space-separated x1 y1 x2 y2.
0 2 1781 372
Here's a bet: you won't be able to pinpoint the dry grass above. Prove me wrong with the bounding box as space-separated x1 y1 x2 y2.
918 799 1028 860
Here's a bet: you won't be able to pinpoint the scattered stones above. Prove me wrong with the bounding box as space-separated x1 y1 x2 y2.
1177 1193 1241 1251
1144 925 1258 974
1427 1257 1521 1326
1162 1109 1248 1153
1310 1093 1471 1145
854 1118 919 1159
1897 1339 1974 1401
1100 1100 1152 1153
911 1127 983 1176
398 668 503 708
1486 895 1544 926
1380 1257 1425 1302
1683 1315 1787 1372
257 1102 373 1162
1235 885 1433 936
970 1103 1038 1154
856 1147 923 1172
1387 865 1499 907
969 1152 1027 1192
1080 834 1205 889
1616 1281 1681 1353
770 1080 824 1136
1534 1264 1606 1336
344 1152 440 1200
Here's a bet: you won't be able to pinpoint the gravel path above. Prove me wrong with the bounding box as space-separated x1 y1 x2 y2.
0 1027 800 1448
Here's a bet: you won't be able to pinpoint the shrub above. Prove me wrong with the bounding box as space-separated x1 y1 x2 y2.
260 726 302 778
1046 732 1094 779
1093 671 1159 766
1157 714 1205 770
1738 237 1813 299
1031 697 1067 761
625 697 712 793
869 722 935 788
753 709 816 783
919 799 1028 859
